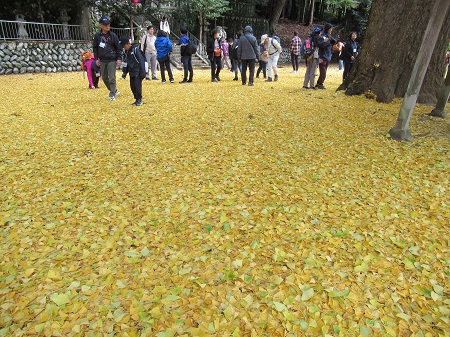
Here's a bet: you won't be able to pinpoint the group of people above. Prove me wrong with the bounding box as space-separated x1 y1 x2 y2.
89 15 360 106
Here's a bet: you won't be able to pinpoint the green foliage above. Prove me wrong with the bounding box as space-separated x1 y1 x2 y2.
191 0 230 20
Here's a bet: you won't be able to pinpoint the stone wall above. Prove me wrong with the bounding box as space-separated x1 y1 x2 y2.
0 41 92 75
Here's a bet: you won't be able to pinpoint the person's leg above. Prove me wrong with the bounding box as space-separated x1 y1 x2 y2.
100 62 110 91
188 56 193 81
181 55 189 81
135 76 143 100
256 61 262 77
295 55 299 71
272 54 279 79
262 62 267 78
106 61 117 96
130 76 137 99
159 60 166 81
291 53 295 71
211 58 217 81
216 56 222 79
248 59 255 84
241 59 248 84
150 53 158 79
317 60 326 86
267 57 273 79
145 52 151 79
166 57 173 81
303 59 310 87
233 60 239 79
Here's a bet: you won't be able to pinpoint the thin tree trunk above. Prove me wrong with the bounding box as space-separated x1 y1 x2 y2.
302 0 308 23
309 0 315 26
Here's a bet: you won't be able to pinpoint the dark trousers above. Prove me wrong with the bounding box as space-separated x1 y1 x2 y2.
130 75 143 100
210 56 222 80
241 59 256 84
158 55 173 81
231 59 240 79
181 55 193 81
256 60 266 78
343 60 354 80
317 59 329 85
291 53 299 71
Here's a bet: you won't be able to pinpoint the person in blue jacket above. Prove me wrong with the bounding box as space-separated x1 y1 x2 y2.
154 30 174 83
179 27 193 83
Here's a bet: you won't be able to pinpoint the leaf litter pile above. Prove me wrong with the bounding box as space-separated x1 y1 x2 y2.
0 67 449 337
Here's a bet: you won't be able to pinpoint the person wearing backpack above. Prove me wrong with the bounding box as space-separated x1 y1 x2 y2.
179 27 193 84
302 26 321 89
342 31 360 81
263 35 282 82
119 36 146 106
140 25 158 81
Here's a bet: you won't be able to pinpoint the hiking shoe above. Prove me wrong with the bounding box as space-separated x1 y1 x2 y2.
146 76 150 81
316 84 326 89
161 80 166 83
302 86 309 89
265 77 272 82
187 79 193 83
115 90 120 96
274 75 278 81
180 80 188 84
152 76 158 80
233 77 238 81
309 86 316 90
134 99 143 106
242 82 247 85
212 79 218 83
170 78 174 83
248 82 254 86
216 76 220 81
109 95 115 101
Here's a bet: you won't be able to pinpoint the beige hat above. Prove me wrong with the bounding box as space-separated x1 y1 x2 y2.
261 34 268 44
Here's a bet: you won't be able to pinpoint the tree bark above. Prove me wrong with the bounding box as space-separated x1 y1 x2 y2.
341 0 450 105
309 0 315 26
269 0 287 34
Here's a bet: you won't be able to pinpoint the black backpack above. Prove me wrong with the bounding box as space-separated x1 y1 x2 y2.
186 38 197 55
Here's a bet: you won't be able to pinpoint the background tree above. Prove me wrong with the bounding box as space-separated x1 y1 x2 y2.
190 0 230 44
340 0 450 105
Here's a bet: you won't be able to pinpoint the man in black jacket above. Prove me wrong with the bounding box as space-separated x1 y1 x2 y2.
93 16 122 101
207 29 222 82
120 36 146 106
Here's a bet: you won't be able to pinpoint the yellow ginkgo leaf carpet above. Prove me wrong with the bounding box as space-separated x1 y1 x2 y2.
0 66 449 337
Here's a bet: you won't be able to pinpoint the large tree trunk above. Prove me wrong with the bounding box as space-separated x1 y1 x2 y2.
269 0 287 34
341 0 450 105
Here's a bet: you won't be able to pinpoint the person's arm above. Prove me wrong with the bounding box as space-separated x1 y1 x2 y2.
140 35 146 51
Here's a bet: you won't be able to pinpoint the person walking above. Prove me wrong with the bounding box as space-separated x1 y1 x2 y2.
315 23 334 89
140 25 158 80
155 30 174 83
120 36 146 106
207 29 222 82
179 27 193 83
290 31 302 73
237 25 259 86
342 31 360 81
92 16 122 100
302 26 321 89
263 35 282 82
228 37 239 81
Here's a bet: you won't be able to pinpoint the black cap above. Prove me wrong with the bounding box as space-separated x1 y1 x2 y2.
99 16 110 25
324 23 334 31
119 36 131 48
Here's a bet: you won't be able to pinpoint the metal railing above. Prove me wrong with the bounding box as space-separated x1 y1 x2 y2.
0 20 140 42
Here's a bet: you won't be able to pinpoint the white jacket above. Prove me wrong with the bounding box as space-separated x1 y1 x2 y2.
266 38 282 55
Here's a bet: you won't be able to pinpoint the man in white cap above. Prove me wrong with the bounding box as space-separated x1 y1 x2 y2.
263 35 282 82
93 16 122 100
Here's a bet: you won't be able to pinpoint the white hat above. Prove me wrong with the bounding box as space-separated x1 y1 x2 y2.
261 34 268 44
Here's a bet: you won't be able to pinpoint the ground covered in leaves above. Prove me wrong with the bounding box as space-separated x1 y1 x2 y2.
1 66 449 337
